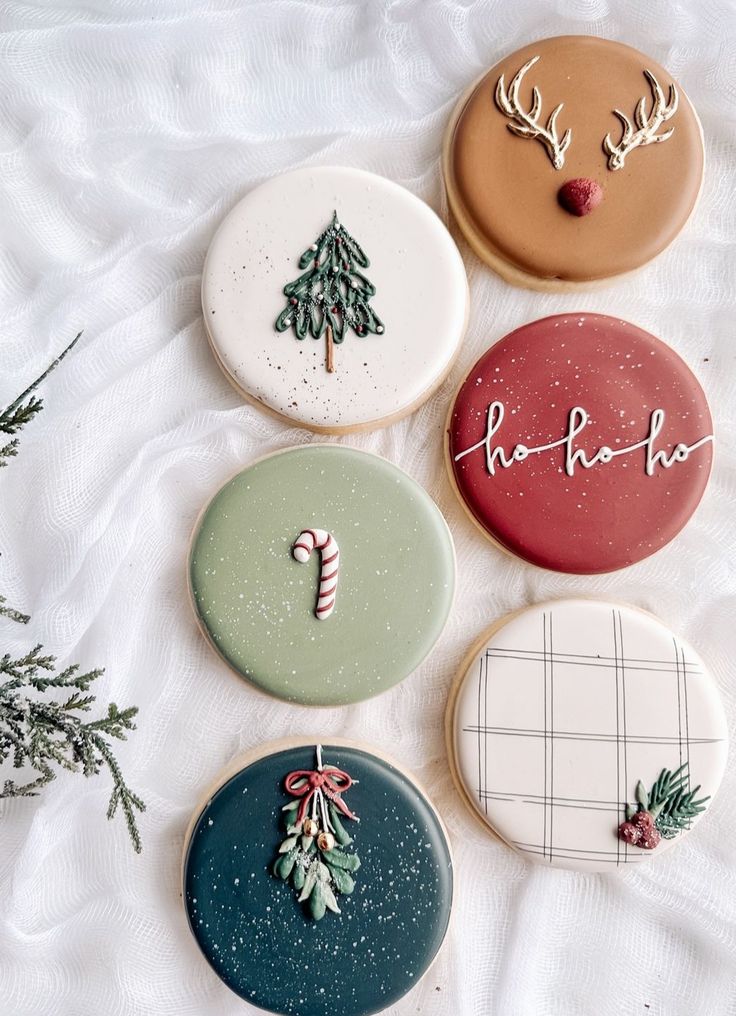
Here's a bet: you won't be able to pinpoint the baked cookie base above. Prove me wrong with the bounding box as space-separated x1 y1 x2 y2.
441 68 705 293
188 443 457 707
202 277 469 435
441 357 714 576
182 736 455 1013
444 600 725 869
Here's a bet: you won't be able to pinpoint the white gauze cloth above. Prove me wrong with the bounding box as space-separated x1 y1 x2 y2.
1 2 735 1014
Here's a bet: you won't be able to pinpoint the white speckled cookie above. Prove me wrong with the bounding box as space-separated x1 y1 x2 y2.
202 166 468 433
447 599 728 872
183 738 453 1016
189 444 455 706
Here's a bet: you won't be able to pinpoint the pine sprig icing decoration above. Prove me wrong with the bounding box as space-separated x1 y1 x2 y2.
272 744 360 920
0 335 145 852
275 210 384 374
619 762 710 850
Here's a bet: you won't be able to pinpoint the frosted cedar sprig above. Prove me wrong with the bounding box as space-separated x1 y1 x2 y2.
0 595 29 625
0 331 81 468
0 334 145 852
0 335 81 617
0 647 145 851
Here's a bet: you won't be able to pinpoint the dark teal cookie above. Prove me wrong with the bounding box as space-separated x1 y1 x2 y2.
184 743 453 1016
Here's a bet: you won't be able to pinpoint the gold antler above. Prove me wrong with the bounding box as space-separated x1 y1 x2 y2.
603 70 678 171
494 55 572 171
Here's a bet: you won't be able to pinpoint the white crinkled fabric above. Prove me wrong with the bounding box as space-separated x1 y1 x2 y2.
1 2 734 1014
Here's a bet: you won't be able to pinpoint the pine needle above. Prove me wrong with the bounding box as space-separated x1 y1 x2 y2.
0 331 82 467
0 649 145 852
0 331 145 852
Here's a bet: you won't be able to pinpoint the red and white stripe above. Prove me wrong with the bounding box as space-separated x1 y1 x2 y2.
292 528 340 619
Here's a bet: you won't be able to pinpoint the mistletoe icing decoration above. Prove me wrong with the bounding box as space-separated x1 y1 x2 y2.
274 210 384 374
272 744 360 920
618 763 710 850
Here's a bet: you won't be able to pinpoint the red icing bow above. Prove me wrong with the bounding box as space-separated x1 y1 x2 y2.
284 765 357 825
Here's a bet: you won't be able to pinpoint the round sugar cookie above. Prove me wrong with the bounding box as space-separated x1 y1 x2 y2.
446 313 713 574
183 738 453 1016
447 600 727 872
202 166 468 432
189 445 455 706
443 36 704 289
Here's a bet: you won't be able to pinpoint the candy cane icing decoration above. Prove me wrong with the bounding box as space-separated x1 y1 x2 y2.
292 528 340 619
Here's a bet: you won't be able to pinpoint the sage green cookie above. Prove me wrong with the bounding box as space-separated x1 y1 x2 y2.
189 445 455 705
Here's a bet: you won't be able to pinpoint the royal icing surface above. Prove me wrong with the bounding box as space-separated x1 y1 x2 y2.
202 166 468 430
450 600 727 873
189 445 455 706
184 743 453 1015
447 314 713 574
448 36 703 281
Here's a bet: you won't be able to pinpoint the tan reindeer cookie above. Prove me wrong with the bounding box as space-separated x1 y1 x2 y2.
443 36 704 289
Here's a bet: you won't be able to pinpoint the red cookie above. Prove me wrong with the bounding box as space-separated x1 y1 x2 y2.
446 314 713 574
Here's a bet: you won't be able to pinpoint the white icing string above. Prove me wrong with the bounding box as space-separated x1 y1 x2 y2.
453 401 714 478
292 529 340 619
312 745 334 832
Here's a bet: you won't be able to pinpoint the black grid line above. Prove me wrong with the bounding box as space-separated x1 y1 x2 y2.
463 723 719 747
513 841 647 864
549 612 555 864
480 790 622 806
463 726 719 745
483 649 489 814
485 649 702 676
487 647 703 671
542 612 548 861
682 643 691 793
618 610 629 863
675 635 684 770
613 609 621 865
476 651 482 817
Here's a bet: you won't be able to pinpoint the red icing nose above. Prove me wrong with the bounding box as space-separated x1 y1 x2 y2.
558 178 603 217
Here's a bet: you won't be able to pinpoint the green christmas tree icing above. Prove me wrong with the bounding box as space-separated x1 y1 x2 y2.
275 210 384 372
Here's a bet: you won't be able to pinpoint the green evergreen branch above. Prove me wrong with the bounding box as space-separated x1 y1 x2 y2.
0 332 81 467
0 650 145 852
0 596 30 625
0 331 145 852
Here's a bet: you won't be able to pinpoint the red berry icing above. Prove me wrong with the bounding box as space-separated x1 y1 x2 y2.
640 828 662 850
632 810 654 832
619 821 640 845
618 811 660 849
558 178 603 217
